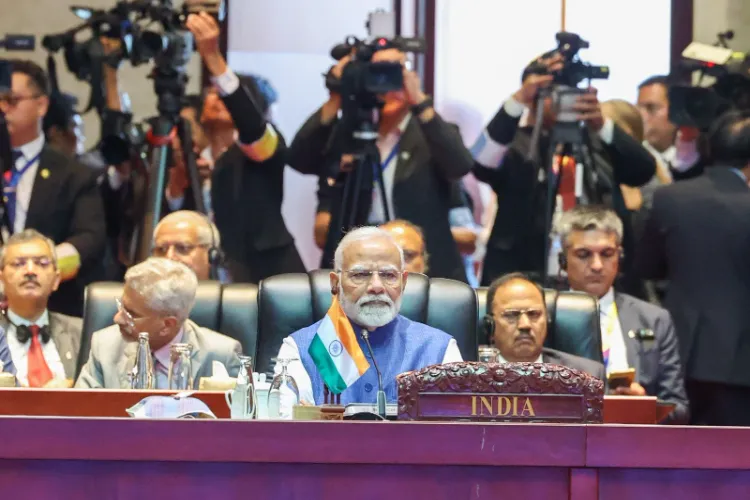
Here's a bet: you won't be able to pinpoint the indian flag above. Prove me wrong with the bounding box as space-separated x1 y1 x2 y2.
308 296 370 394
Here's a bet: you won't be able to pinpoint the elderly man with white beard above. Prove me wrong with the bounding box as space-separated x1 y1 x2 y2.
274 227 463 410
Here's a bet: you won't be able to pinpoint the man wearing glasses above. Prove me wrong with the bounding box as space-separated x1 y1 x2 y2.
484 273 604 379
0 229 80 387
152 210 221 281
75 258 241 389
0 60 105 317
275 227 463 408
380 220 428 275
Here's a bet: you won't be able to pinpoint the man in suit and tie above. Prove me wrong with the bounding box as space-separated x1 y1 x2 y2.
0 60 106 317
75 258 242 389
485 272 605 380
636 110 750 426
557 206 689 423
0 229 81 387
289 44 474 283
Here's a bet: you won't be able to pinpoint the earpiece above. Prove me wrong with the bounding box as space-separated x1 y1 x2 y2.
200 213 224 281
482 314 495 343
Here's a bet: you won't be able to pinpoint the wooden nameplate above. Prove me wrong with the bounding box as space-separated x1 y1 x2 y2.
397 362 604 423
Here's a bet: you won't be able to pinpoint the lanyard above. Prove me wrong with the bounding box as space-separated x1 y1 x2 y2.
4 152 42 190
378 141 401 172
601 301 618 369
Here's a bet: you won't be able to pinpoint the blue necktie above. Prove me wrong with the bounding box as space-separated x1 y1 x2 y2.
5 150 24 229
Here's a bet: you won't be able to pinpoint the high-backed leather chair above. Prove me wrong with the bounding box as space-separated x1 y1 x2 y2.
255 270 478 375
77 281 259 378
475 287 602 363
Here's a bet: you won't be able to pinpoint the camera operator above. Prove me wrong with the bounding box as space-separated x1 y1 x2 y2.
637 75 703 187
289 45 474 283
42 92 85 159
635 109 750 426
186 13 305 283
471 53 656 291
0 60 106 316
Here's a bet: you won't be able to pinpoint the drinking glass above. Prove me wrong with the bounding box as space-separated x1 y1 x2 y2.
168 343 194 390
267 358 300 419
478 345 500 363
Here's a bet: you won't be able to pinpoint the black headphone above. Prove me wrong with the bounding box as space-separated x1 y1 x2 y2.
200 213 224 281
482 314 495 344
557 247 625 272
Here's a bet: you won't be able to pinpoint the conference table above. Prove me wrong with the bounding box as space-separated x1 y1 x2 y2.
0 415 748 499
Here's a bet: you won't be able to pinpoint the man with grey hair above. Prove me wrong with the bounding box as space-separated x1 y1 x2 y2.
152 210 222 281
275 226 462 413
76 258 242 389
0 229 81 387
555 205 688 423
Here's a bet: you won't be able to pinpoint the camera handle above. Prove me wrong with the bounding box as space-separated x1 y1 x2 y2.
136 115 207 263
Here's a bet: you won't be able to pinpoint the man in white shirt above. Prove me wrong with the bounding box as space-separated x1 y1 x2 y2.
0 229 82 387
276 227 463 410
555 205 689 423
75 258 241 389
484 272 604 379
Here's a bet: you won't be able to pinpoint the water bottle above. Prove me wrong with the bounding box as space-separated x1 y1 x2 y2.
131 332 154 389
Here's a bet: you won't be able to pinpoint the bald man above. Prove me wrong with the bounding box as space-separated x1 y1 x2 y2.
152 211 221 281
380 220 428 274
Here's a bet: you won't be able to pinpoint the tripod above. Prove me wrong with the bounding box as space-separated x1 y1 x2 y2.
136 69 206 263
528 86 597 284
321 118 392 268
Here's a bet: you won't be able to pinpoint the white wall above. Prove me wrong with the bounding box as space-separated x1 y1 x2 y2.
227 0 391 270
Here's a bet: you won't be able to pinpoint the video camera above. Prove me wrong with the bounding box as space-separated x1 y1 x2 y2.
669 33 750 129
526 32 609 88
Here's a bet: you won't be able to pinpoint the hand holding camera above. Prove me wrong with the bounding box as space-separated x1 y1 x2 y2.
573 87 604 132
513 54 563 106
186 12 226 77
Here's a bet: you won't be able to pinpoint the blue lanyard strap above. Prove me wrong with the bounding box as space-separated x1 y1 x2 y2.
4 152 41 191
378 141 401 172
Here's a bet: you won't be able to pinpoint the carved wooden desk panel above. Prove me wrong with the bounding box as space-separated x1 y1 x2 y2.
0 418 747 499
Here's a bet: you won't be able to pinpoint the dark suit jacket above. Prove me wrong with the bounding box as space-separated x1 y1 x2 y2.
636 167 750 388
542 347 605 380
290 109 474 282
615 292 690 424
0 312 82 381
473 110 656 288
25 147 106 316
211 85 304 284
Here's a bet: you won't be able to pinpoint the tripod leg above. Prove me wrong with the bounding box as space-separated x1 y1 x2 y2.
374 157 391 222
176 117 207 214
137 142 171 263
348 156 367 229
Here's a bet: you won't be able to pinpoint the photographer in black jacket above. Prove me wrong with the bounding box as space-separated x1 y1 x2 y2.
186 13 305 283
288 44 474 282
471 53 656 292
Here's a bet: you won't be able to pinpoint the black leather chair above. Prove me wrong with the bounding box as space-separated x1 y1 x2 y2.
255 270 478 375
475 287 602 363
77 281 259 378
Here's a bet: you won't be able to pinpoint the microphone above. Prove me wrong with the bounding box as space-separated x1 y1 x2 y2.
361 329 386 419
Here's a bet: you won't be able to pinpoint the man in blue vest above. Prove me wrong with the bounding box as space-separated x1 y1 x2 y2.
275 226 463 408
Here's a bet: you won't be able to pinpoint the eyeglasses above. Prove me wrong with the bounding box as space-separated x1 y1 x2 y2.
0 94 42 107
152 242 208 257
116 298 139 331
497 308 544 325
340 269 402 286
7 256 53 269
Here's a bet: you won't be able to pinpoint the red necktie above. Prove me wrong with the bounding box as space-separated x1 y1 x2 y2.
27 325 53 388
557 155 577 211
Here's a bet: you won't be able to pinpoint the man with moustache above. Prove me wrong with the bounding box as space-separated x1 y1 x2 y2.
485 272 604 379
0 230 82 387
275 227 463 408
75 258 241 389
289 44 473 283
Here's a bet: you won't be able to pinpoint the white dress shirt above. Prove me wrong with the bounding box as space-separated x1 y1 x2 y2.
496 352 543 364
151 329 184 389
6 309 66 387
11 134 45 234
598 288 629 375
368 114 412 224
274 334 462 409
